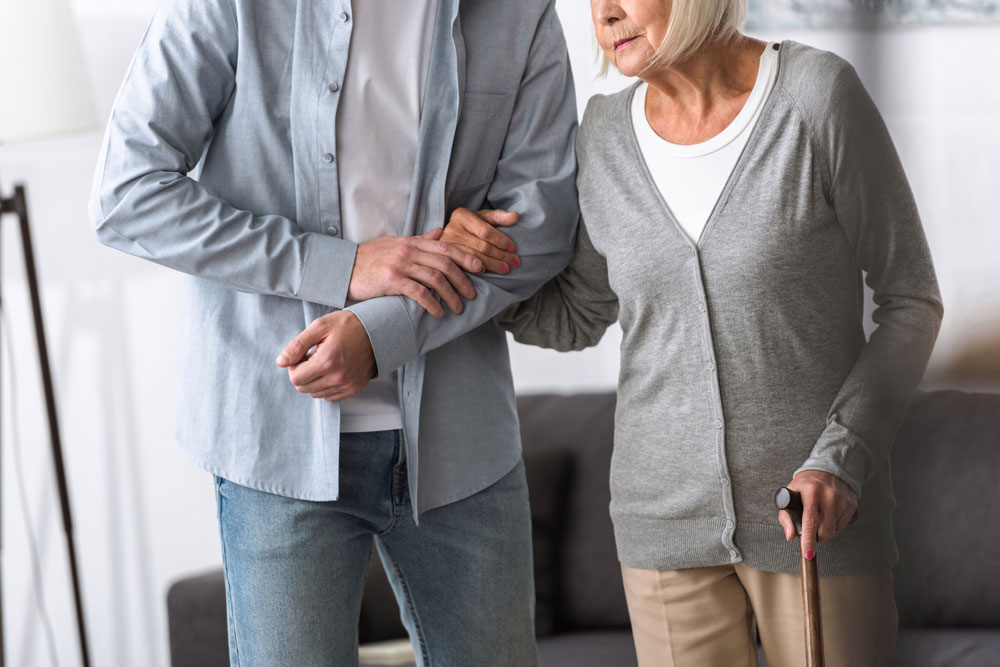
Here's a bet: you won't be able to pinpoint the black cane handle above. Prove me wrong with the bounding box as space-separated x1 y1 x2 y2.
775 487 858 538
775 487 804 536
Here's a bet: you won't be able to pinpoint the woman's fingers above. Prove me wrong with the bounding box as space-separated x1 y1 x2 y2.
476 208 520 228
784 470 859 560
778 510 797 541
440 208 521 273
799 492 819 559
410 236 484 277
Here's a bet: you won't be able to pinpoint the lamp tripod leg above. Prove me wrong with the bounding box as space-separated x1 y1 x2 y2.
1 186 91 667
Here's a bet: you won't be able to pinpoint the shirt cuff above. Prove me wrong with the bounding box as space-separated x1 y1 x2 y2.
298 233 358 309
347 296 420 377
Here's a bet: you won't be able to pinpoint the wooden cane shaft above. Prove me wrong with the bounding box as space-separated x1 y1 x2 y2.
800 546 824 667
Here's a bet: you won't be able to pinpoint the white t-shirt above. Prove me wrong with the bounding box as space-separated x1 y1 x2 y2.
335 2 436 433
631 42 779 244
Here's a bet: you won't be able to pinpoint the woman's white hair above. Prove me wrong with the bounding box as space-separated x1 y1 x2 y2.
599 0 747 76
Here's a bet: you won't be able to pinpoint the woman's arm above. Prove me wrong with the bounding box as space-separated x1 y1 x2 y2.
792 59 944 502
441 212 619 351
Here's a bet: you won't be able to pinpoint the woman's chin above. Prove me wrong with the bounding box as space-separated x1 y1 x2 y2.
611 54 650 79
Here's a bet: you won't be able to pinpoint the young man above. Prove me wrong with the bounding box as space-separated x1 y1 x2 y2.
89 0 579 664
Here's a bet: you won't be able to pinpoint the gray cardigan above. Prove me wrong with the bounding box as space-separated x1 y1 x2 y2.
500 41 943 576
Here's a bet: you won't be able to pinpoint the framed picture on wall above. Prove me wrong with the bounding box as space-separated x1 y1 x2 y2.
747 0 1000 29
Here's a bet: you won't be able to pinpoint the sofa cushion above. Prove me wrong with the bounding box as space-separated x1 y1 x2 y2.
537 630 637 667
524 447 574 636
894 628 1000 667
517 392 631 631
166 569 228 667
891 390 1000 627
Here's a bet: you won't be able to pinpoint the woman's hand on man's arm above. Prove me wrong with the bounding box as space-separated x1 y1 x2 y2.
439 207 522 274
778 470 858 561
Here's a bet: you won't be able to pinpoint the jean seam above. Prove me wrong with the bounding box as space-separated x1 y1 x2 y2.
381 541 430 666
216 478 242 667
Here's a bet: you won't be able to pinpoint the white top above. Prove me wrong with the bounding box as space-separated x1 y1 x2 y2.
335 1 436 433
631 42 779 243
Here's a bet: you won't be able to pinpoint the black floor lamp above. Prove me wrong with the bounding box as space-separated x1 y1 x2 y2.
0 1 99 665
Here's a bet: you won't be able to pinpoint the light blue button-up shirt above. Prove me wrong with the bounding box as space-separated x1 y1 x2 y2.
89 0 579 513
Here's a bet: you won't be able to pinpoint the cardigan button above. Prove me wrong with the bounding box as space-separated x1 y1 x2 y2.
714 419 723 429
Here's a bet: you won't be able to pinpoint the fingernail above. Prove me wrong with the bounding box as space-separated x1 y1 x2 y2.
507 244 516 252
805 550 815 560
510 257 520 268
500 264 510 274
276 353 288 366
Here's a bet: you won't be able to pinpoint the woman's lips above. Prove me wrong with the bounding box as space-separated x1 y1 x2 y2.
614 36 639 51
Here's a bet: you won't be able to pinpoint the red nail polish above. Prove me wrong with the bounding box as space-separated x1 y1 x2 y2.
511 257 520 268
500 264 510 274
805 550 815 560
507 244 516 252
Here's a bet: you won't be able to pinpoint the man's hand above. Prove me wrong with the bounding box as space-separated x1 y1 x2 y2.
440 208 521 274
778 470 858 561
348 234 486 318
276 310 376 402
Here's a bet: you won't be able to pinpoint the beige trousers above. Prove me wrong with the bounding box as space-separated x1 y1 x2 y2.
621 562 897 667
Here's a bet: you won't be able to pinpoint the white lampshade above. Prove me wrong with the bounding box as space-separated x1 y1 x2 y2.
0 0 98 143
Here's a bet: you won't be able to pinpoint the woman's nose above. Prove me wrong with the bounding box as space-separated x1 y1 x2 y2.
592 0 623 25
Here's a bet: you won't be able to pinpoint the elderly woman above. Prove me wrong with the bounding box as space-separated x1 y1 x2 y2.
442 0 943 664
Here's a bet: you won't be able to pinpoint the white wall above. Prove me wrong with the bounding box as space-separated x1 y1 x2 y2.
0 2 997 665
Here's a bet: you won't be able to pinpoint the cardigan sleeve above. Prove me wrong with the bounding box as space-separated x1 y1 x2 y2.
793 59 944 499
497 219 619 351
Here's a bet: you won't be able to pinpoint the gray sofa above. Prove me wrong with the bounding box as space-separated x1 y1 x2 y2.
167 390 1000 666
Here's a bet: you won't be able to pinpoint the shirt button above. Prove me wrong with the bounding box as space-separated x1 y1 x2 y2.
322 152 335 164
326 226 339 236
338 11 349 21
328 82 340 93
714 418 723 430
706 361 715 371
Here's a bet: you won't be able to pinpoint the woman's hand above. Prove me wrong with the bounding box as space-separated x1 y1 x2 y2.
778 470 858 561
438 207 521 274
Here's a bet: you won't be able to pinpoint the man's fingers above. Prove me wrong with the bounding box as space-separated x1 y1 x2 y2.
287 349 331 388
476 208 520 228
277 324 323 367
777 510 796 541
401 280 445 318
421 227 444 240
412 250 477 300
408 264 464 315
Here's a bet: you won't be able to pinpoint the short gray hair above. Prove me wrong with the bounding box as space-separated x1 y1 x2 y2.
599 0 747 76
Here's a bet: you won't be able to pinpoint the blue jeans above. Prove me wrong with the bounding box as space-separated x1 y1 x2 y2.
214 430 537 667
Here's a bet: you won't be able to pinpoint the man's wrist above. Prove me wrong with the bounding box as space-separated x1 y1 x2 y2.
338 310 377 379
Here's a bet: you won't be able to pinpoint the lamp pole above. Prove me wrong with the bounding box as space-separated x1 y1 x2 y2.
0 185 91 667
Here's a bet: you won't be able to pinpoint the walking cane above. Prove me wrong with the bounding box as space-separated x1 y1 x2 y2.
775 487 824 667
